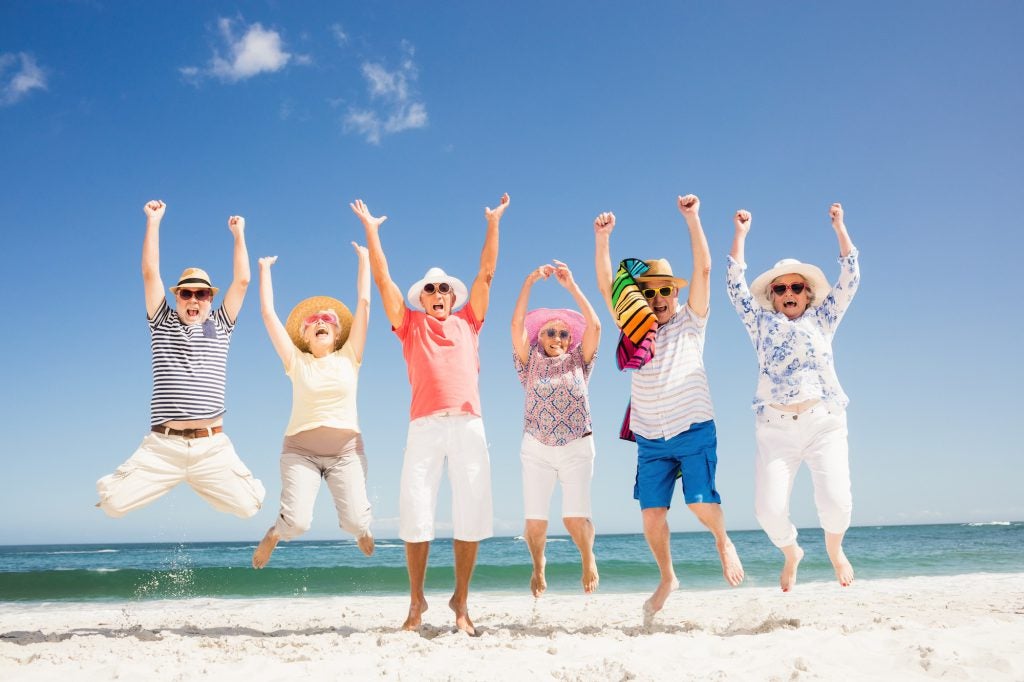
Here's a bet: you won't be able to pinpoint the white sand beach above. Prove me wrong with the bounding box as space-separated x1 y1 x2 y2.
2 573 1022 681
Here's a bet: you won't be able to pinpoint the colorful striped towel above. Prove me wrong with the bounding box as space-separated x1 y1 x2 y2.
611 258 658 441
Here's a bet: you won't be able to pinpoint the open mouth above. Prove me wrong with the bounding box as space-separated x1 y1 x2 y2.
653 303 669 315
783 301 798 309
186 307 200 317
315 328 329 337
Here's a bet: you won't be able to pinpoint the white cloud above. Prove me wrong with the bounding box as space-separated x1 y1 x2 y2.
330 23 349 46
0 52 47 106
182 18 293 83
344 45 428 144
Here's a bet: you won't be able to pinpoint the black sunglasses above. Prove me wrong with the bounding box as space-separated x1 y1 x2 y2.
422 282 451 295
177 289 213 301
542 328 571 340
642 286 674 299
771 282 806 295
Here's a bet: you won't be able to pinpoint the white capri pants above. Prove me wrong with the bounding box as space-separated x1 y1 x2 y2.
399 414 493 543
754 404 852 547
97 431 265 519
273 446 372 541
520 432 595 520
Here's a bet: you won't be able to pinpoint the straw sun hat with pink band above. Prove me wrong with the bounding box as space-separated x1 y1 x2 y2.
525 308 586 351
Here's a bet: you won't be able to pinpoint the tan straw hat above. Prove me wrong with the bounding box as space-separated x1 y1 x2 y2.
636 258 688 289
285 296 353 352
169 267 219 296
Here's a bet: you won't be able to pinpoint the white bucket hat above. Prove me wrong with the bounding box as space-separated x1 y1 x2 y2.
406 267 469 312
749 258 830 310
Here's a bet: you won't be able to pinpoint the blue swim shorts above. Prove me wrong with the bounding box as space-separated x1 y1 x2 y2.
634 419 721 509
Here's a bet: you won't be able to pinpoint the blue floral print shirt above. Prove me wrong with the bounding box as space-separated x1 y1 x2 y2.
726 250 860 413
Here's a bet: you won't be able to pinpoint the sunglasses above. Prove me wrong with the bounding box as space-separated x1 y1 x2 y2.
541 328 571 341
422 282 451 295
303 312 339 327
641 286 674 299
176 289 213 301
771 282 807 295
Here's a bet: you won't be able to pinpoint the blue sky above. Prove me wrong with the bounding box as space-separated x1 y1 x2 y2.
2 1 1021 545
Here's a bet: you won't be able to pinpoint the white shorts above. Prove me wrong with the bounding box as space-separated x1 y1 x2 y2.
521 432 595 520
96 431 265 519
399 415 493 542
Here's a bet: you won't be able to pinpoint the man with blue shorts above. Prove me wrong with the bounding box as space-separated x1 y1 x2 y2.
594 195 745 623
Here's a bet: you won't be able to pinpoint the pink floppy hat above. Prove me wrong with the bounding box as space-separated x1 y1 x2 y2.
525 308 586 351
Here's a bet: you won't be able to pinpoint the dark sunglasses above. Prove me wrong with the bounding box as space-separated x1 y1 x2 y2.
542 329 571 340
422 282 451 295
177 289 213 301
641 286 674 299
771 282 806 295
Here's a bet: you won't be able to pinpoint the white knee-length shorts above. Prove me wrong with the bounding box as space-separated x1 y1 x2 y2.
520 432 595 520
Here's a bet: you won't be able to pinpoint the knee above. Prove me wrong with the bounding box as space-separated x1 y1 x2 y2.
641 507 667 530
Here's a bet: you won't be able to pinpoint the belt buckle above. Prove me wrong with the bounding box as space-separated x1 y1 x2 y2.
181 428 196 439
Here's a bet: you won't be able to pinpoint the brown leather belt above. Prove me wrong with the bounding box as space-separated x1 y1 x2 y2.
152 425 223 439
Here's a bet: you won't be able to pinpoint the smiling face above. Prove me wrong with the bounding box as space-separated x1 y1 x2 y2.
537 319 571 357
301 309 340 357
174 288 214 325
770 274 812 320
419 284 454 321
639 278 679 325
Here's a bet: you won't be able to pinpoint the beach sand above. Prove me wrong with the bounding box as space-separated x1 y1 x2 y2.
2 573 1022 681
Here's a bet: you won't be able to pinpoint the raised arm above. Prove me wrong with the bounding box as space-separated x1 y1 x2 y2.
678 194 711 318
350 199 404 329
511 265 552 365
830 203 854 257
593 212 616 317
725 210 759 343
818 202 860 332
729 209 751 266
469 192 510 321
221 215 251 323
552 260 602 364
346 242 371 363
141 200 166 318
258 256 294 366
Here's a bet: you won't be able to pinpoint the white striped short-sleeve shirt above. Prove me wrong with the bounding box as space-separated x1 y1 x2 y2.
629 304 714 440
148 299 235 426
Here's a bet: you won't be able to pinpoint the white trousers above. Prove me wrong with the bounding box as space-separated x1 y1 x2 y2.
273 448 372 541
754 404 852 547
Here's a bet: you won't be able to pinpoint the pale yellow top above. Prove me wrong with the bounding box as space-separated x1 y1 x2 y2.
284 342 361 436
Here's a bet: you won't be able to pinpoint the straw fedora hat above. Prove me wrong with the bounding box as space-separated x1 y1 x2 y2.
406 267 469 312
749 258 830 310
636 259 688 289
169 267 219 296
525 308 587 351
285 296 353 352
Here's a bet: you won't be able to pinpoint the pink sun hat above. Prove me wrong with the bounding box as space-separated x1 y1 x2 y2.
525 308 587 350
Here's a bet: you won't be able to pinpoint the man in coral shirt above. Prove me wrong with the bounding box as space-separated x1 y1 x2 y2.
351 194 509 636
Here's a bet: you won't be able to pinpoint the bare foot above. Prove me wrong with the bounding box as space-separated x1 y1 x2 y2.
530 559 547 598
357 533 375 557
780 545 805 592
717 541 745 586
401 598 428 631
252 528 279 569
642 577 679 627
582 556 599 594
448 596 476 636
830 550 855 587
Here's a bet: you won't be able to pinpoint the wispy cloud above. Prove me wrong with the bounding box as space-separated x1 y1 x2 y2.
344 42 428 144
330 23 349 46
182 18 294 83
0 52 47 106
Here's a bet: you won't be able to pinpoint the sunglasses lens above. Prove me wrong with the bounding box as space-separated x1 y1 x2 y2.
660 287 673 297
772 285 787 295
423 283 435 294
559 331 570 340
437 282 450 294
642 289 656 299
791 283 805 294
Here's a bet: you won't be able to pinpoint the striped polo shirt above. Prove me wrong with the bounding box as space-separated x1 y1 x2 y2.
148 299 235 426
629 303 714 440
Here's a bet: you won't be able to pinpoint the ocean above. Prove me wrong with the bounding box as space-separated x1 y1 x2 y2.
1 523 1020 602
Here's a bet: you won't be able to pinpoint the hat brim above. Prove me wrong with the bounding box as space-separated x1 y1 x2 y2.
525 308 587 351
636 274 689 290
406 271 469 312
750 262 830 311
285 296 354 352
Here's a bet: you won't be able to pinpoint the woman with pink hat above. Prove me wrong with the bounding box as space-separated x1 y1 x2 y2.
726 202 860 592
250 242 375 569
511 260 601 597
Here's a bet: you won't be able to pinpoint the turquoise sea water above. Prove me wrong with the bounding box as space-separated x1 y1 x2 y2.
0 523 1020 602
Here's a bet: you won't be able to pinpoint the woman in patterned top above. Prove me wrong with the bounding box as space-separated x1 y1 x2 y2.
726 202 860 592
511 260 601 597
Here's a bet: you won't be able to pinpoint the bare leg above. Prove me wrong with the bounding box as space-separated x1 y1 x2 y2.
449 539 479 635
402 541 430 630
252 527 280 569
688 502 745 586
779 543 804 591
641 507 678 624
825 531 854 587
524 520 548 597
563 516 598 594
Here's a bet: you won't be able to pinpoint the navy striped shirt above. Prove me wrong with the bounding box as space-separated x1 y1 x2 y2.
148 299 235 426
